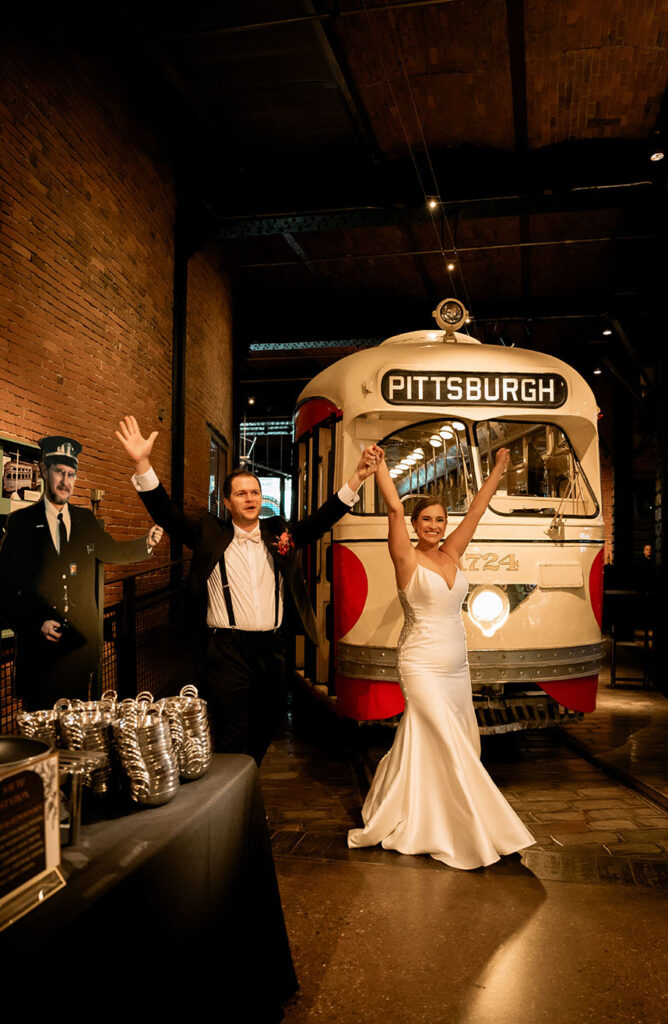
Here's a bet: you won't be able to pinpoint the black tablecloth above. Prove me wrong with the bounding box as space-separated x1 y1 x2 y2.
3 755 297 1018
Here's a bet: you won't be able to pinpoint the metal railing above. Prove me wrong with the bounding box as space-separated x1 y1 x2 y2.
1 558 199 734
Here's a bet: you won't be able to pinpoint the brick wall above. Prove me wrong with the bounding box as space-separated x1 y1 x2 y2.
184 244 234 518
0 33 233 573
600 452 614 563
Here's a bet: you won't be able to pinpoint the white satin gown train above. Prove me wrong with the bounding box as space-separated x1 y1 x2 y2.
347 563 535 870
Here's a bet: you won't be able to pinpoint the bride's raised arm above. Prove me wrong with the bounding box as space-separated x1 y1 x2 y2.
443 448 510 562
375 449 417 587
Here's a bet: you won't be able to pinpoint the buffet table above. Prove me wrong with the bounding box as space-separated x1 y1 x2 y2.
2 754 297 1018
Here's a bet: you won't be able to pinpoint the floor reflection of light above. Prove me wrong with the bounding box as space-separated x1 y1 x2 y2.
465 919 539 1021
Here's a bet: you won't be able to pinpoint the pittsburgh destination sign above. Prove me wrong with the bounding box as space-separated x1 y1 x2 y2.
381 370 567 408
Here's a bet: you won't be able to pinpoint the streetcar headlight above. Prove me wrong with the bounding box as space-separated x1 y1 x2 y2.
433 298 468 331
467 586 510 637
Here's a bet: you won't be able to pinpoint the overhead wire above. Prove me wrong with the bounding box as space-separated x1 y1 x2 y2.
359 0 475 325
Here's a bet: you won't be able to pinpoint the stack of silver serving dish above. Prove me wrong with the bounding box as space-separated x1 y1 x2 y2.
16 685 211 811
157 684 213 781
16 708 59 748
112 693 180 806
56 694 116 795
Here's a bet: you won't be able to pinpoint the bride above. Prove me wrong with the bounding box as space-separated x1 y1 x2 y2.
348 446 535 869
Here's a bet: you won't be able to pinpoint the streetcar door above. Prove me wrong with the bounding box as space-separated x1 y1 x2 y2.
294 407 338 687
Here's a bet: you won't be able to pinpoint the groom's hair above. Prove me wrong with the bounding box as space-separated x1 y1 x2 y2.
410 496 448 523
223 467 262 499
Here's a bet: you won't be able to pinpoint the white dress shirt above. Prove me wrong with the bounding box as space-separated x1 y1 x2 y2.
44 496 71 553
132 467 360 631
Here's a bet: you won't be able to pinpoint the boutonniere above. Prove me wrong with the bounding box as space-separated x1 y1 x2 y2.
274 530 295 556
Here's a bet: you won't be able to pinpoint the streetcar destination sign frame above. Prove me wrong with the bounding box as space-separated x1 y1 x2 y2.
381 370 568 408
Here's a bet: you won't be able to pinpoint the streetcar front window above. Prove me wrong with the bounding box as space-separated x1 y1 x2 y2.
475 420 598 517
374 419 474 516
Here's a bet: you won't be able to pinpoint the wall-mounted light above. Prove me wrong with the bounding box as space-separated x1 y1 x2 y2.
649 129 665 162
593 367 602 375
427 197 438 209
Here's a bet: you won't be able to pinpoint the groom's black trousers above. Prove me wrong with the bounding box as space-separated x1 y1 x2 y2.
203 627 287 765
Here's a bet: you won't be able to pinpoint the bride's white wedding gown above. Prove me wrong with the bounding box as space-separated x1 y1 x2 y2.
347 562 535 869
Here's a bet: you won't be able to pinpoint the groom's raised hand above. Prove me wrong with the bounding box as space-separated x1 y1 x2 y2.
347 445 382 491
115 415 159 475
357 444 383 480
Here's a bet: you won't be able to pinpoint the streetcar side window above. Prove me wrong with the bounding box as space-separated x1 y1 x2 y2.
475 420 598 517
298 439 310 519
372 419 474 517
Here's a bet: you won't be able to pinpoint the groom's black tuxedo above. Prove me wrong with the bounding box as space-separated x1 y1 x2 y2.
137 482 350 761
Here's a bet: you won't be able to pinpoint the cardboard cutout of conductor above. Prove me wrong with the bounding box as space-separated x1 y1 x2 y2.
0 436 162 711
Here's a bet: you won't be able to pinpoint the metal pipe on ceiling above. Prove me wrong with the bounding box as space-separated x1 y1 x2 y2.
236 233 654 269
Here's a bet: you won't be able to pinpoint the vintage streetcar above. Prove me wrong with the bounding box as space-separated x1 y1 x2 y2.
293 300 604 733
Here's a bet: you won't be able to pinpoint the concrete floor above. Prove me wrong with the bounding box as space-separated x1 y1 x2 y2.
277 859 667 1024
261 672 668 1024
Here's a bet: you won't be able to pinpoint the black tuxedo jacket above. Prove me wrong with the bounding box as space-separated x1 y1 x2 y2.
137 483 350 644
0 500 149 707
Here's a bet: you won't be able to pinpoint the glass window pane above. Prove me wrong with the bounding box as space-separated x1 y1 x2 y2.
258 475 292 519
209 434 229 516
475 420 598 517
373 419 474 517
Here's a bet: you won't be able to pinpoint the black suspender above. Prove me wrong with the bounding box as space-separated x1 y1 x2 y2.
218 553 236 627
218 550 281 630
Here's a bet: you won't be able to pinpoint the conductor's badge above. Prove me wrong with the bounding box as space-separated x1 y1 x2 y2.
69 563 78 576
87 544 95 554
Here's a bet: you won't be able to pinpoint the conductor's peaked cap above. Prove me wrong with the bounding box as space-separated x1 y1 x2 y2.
39 436 82 471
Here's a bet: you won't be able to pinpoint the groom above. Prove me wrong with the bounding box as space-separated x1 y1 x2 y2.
116 415 379 764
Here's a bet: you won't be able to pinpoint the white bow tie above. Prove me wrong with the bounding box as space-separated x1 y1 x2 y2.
237 528 262 543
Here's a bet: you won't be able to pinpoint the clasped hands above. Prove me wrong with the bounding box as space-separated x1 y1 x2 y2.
356 444 385 480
